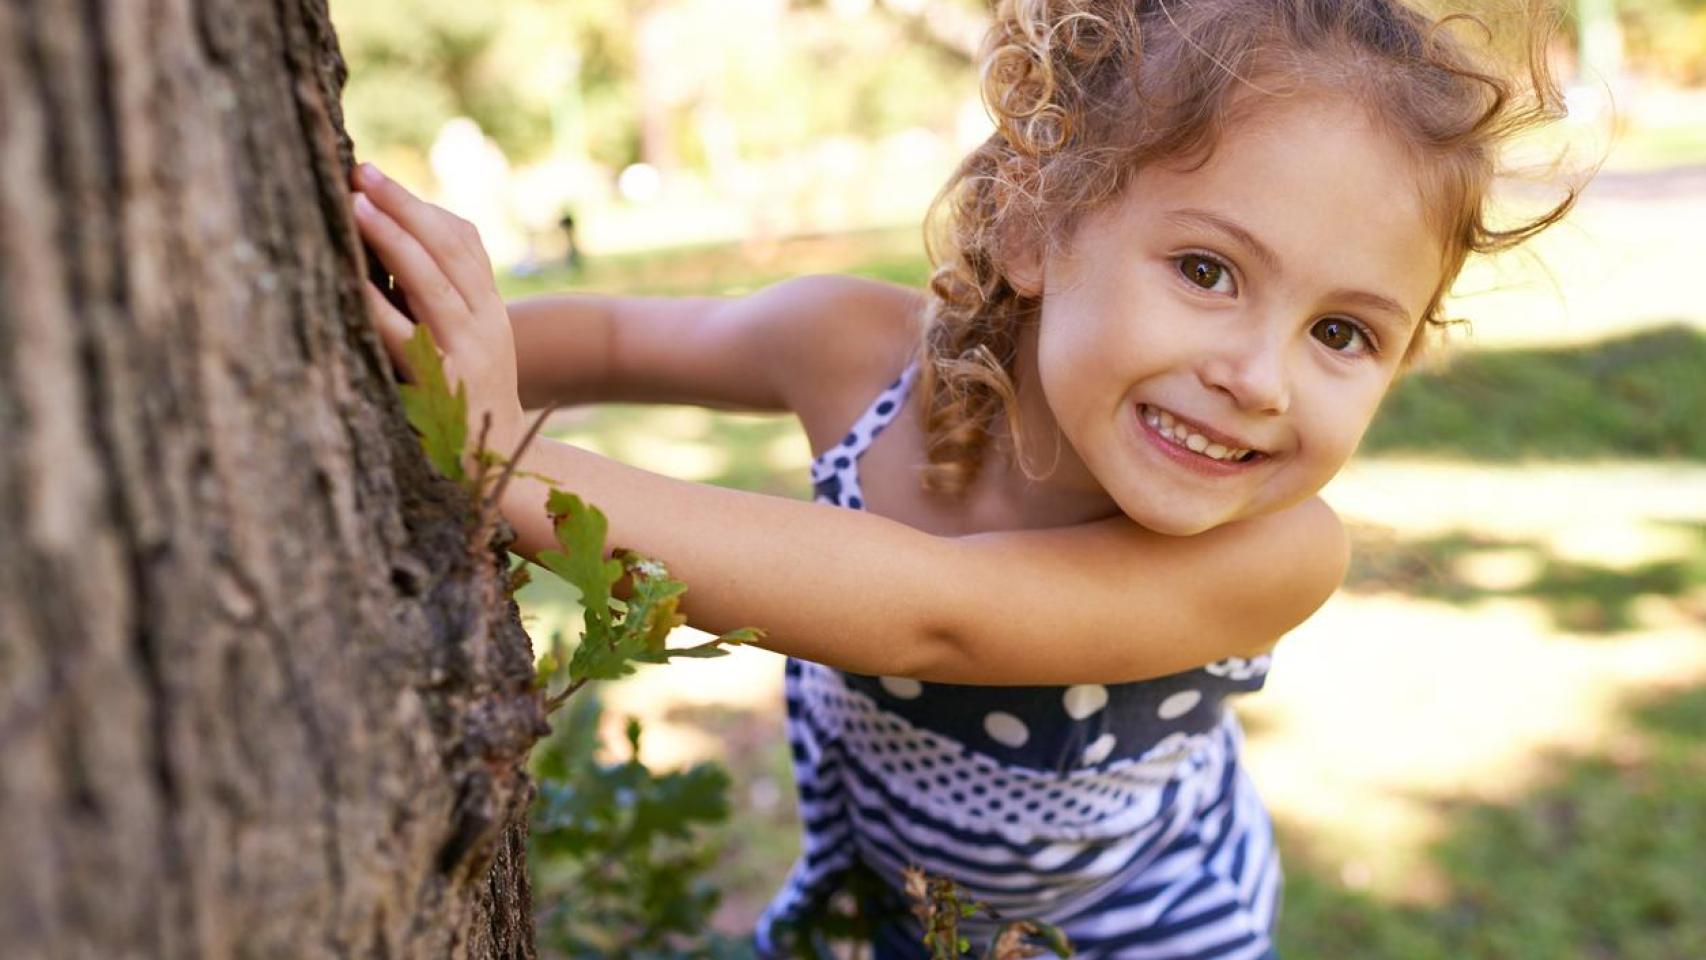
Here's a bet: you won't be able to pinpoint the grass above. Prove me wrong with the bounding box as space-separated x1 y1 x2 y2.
1276 682 1706 960
1343 522 1706 634
1365 324 1706 462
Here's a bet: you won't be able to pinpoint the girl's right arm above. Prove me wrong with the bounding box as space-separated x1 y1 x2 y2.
506 276 920 421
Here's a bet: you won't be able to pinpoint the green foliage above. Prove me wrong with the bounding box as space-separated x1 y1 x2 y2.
537 491 625 650
397 323 470 484
334 0 627 163
390 313 762 702
534 490 760 709
1621 0 1706 82
532 695 756 959
332 0 980 172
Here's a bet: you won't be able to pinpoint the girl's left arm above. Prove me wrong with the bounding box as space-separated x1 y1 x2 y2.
351 165 1347 687
484 432 1346 686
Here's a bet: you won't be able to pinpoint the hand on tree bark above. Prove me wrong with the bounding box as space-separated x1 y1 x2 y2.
353 162 527 460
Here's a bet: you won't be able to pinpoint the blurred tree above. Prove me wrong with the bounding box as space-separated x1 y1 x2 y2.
333 0 639 167
1619 0 1706 81
332 0 988 177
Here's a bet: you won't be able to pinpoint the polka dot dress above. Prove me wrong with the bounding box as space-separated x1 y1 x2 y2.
758 361 1283 960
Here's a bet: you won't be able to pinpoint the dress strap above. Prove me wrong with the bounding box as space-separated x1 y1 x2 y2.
809 360 920 509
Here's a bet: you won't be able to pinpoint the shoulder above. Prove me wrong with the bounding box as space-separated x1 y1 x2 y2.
1080 495 1349 658
751 275 927 449
918 495 1351 683
1198 496 1348 655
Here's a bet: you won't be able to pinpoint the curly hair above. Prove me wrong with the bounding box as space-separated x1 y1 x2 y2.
915 0 1576 496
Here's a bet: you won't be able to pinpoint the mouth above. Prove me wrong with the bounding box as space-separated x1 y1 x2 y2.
1137 404 1266 465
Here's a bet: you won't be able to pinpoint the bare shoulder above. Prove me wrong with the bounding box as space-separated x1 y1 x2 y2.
938 495 1349 682
756 275 927 452
1165 495 1348 656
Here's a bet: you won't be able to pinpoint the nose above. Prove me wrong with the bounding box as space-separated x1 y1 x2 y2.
1200 333 1291 415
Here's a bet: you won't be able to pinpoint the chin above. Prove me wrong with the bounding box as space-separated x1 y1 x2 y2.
1118 500 1228 537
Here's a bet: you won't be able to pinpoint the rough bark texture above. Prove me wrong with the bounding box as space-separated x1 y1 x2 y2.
0 1 545 956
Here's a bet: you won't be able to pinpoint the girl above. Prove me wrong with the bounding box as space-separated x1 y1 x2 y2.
349 0 1572 955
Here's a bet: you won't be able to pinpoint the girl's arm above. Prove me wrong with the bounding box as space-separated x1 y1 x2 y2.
507 277 920 415
487 435 1346 686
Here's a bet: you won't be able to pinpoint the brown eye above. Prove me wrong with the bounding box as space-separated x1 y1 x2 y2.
1178 255 1230 292
1311 317 1363 352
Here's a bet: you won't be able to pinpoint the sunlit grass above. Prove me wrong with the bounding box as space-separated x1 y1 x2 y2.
1275 682 1706 959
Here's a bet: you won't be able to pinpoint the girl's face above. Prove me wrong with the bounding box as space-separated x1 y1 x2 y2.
1024 94 1444 535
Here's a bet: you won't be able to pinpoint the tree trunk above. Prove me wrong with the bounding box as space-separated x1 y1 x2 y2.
0 1 545 956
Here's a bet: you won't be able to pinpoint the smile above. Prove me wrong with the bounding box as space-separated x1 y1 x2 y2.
1138 404 1262 464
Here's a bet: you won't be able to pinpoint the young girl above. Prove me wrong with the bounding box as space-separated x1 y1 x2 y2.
349 0 1571 954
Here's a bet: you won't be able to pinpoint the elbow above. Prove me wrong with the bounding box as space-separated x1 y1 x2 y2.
1238 499 1349 655
887 619 970 683
867 533 978 682
887 537 991 683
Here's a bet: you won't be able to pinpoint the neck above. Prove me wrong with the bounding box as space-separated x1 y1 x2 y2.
973 324 1123 528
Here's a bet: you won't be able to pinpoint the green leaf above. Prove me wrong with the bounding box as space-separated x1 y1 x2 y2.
630 762 733 842
397 323 468 484
537 492 630 681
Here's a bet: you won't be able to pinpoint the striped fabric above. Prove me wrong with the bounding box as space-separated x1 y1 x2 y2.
754 363 1282 959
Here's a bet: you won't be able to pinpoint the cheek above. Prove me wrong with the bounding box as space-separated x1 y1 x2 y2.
1301 378 1388 462
1037 311 1129 418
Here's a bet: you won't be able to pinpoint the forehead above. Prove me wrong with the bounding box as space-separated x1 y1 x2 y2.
1114 95 1445 316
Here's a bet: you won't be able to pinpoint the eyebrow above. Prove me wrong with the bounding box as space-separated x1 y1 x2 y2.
1162 207 1415 331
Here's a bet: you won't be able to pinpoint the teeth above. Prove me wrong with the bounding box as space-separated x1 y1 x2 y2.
1141 405 1254 463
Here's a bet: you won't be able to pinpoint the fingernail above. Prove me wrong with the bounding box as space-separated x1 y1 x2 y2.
358 163 383 187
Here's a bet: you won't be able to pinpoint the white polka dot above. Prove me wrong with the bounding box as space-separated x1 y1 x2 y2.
880 676 923 700
1062 684 1109 720
984 712 1030 748
1157 689 1202 720
1082 733 1116 765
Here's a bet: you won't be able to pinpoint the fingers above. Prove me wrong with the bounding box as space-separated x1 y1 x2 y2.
363 279 419 382
352 163 501 315
353 191 471 350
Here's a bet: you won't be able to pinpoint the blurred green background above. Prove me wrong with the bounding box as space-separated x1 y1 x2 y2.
330 1 1706 956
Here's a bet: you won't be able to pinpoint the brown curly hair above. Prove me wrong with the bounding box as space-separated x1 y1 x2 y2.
915 0 1577 496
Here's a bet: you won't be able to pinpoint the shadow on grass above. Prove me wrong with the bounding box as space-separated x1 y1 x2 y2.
1365 324 1706 462
1342 522 1706 634
544 404 814 500
1276 681 1706 959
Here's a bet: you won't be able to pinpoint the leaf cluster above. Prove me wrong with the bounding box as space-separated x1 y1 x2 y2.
532 696 754 959
533 489 761 712
395 322 762 710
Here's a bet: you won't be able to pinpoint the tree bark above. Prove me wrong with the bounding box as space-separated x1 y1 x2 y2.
0 1 544 956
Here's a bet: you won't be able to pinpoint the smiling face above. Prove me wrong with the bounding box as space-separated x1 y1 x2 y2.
1015 93 1445 535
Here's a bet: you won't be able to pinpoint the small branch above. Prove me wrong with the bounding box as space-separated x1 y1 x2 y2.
544 676 589 713
472 410 494 494
485 404 560 516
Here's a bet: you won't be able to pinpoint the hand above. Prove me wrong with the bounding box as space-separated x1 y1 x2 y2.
350 162 527 463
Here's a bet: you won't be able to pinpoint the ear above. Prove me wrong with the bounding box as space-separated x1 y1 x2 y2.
1004 242 1044 299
